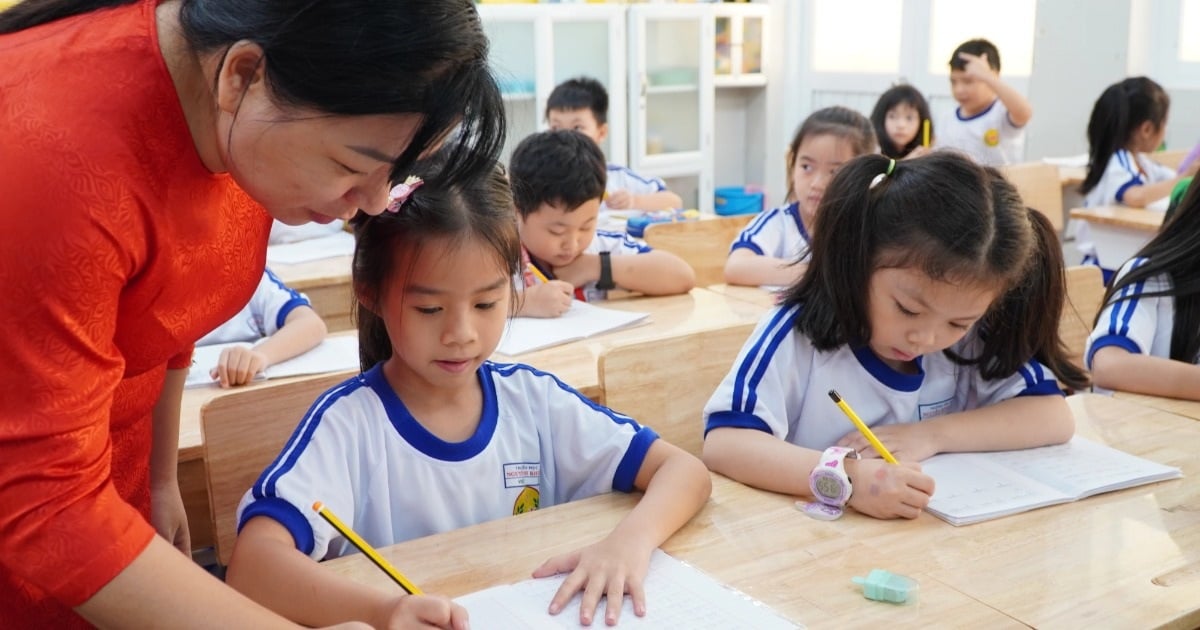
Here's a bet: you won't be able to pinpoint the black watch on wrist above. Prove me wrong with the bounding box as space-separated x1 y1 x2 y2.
596 251 616 291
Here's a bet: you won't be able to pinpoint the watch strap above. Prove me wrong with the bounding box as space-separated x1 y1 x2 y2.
596 251 616 290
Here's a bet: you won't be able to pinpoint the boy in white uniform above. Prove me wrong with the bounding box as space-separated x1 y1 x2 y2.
545 76 683 212
936 39 1032 166
510 130 695 318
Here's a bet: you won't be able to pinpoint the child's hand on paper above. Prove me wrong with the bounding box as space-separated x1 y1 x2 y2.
376 594 470 630
842 458 934 520
209 345 268 387
837 422 939 463
533 535 652 626
605 189 633 210
521 280 574 317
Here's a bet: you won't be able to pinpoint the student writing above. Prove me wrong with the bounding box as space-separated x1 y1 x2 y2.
724 106 876 288
511 130 695 318
703 153 1089 520
226 156 712 628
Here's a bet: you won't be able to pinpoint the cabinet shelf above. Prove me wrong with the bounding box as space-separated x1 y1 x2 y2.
646 84 700 95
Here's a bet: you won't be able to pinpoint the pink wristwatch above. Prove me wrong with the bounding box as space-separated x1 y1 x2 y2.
809 446 859 507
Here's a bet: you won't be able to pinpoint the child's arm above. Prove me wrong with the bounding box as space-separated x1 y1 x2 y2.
837 395 1074 462
723 248 805 286
532 441 711 626
555 251 696 296
515 280 575 318
605 189 684 212
227 517 468 630
959 52 1033 127
1092 346 1200 399
703 427 934 520
211 306 327 387
1121 176 1189 208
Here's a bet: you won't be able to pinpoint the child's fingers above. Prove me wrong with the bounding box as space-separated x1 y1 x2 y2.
628 576 647 618
603 575 628 625
577 574 607 626
546 568 586 615
532 550 578 579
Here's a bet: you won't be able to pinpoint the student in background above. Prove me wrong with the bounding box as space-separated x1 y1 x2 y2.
871 84 934 160
510 130 695 318
545 76 684 212
226 157 712 629
936 38 1032 166
703 153 1088 520
0 0 503 625
724 106 876 287
1087 178 1200 400
195 269 327 387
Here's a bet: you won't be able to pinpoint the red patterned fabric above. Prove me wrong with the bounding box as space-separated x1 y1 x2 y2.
0 1 270 625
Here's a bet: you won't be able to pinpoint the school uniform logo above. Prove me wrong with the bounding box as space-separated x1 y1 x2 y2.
984 128 1000 147
504 462 541 513
513 486 540 514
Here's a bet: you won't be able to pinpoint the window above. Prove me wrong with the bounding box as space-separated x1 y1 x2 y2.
810 0 903 73
1180 0 1200 61
927 0 1036 76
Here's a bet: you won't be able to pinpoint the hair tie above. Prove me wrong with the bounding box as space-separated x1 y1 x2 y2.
386 175 424 213
869 159 897 190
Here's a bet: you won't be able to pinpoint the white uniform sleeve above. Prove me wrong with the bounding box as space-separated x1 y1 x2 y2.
236 385 364 560
951 334 1063 409
520 368 657 504
607 165 667 195
703 305 807 439
1144 156 1178 184
729 206 786 257
254 268 312 335
590 230 652 256
1085 257 1169 366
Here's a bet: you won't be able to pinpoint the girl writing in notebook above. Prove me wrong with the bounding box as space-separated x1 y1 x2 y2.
1087 178 1200 399
226 156 712 628
703 152 1089 520
724 106 876 287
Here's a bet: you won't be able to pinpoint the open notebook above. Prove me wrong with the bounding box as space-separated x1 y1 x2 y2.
456 549 801 630
923 436 1182 526
497 301 649 356
265 231 355 265
185 335 359 388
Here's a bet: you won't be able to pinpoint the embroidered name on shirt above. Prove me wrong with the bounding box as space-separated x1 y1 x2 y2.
503 462 541 488
918 397 954 420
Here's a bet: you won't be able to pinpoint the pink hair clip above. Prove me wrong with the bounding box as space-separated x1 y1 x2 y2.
385 175 424 213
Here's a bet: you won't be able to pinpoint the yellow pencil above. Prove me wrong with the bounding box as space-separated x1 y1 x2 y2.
827 390 898 464
922 119 931 148
526 262 551 284
311 502 423 595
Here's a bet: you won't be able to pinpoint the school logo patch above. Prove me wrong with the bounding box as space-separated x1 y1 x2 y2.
503 462 541 488
513 486 540 514
983 128 1000 147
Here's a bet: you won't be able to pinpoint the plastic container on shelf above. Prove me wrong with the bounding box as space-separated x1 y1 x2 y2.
714 186 763 215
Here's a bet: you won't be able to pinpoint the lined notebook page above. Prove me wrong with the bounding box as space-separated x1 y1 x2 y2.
923 436 1181 526
456 550 801 629
497 301 649 356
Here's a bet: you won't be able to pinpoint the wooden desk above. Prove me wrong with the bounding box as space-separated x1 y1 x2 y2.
706 283 783 308
323 394 1200 628
494 288 769 403
1115 391 1200 421
1069 206 1163 269
272 255 354 332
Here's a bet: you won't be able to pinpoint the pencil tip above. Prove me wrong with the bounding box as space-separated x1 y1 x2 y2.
828 390 841 403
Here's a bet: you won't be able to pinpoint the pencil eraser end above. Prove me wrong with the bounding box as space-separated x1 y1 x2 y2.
852 569 918 604
312 501 323 512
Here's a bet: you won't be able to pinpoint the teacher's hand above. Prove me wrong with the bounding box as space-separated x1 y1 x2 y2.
150 478 191 555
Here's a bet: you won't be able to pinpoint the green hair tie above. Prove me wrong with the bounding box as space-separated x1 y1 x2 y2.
886 158 896 176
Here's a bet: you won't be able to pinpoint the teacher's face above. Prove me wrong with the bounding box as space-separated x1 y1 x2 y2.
218 96 426 226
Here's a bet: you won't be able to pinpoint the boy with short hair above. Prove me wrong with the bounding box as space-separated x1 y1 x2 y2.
509 130 695 318
936 38 1033 166
545 76 684 211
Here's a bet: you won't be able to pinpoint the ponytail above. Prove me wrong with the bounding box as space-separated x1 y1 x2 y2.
1082 77 1170 196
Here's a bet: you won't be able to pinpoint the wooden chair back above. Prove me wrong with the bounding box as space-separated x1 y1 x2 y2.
1060 265 1105 371
202 371 356 565
643 215 755 287
598 322 757 457
1001 162 1064 233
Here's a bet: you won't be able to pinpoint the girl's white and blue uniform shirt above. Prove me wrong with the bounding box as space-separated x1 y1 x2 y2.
197 268 310 346
237 361 658 561
703 304 1062 450
728 202 811 263
1083 150 1176 209
1085 257 1181 374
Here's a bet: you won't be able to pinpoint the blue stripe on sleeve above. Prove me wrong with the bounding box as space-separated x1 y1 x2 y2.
274 297 310 330
704 410 773 436
731 306 798 413
611 427 659 492
238 496 316 555
1086 334 1143 369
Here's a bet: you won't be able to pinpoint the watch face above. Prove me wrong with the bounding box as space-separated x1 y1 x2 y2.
812 472 845 501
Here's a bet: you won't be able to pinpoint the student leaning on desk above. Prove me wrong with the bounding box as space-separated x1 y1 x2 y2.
703 153 1090 520
510 129 695 318
0 0 504 626
227 157 711 629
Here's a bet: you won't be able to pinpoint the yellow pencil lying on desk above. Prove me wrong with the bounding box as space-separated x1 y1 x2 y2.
312 502 423 595
827 390 898 464
526 262 551 284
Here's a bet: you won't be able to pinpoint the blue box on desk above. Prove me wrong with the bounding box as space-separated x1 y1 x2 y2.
626 209 700 238
714 186 764 216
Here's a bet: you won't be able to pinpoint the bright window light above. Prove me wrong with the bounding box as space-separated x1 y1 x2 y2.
1181 0 1200 61
927 0 1036 76
811 0 902 73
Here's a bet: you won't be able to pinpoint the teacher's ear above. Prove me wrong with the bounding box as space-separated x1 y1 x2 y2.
214 40 268 115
